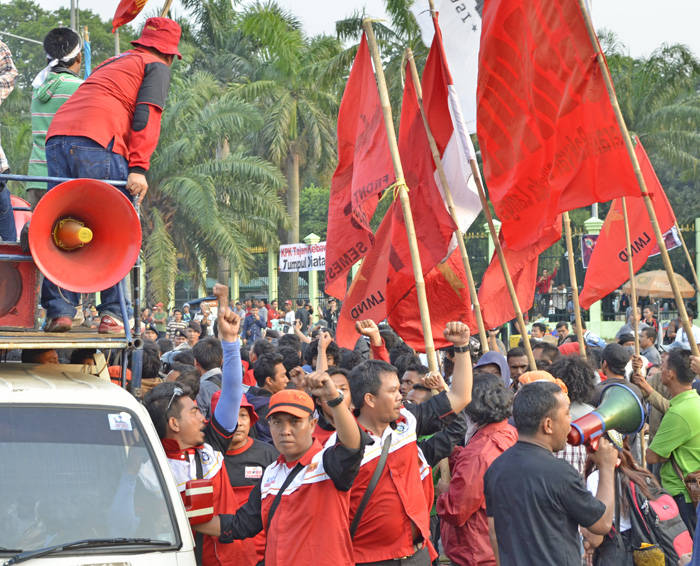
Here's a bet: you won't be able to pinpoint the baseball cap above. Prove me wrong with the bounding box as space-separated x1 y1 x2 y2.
661 342 687 352
131 17 182 59
156 302 164 307
267 389 315 419
602 343 631 374
285 300 292 306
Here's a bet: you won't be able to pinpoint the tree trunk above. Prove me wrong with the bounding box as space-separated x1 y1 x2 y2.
286 147 300 299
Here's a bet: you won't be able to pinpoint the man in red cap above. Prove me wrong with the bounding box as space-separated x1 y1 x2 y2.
194 372 370 565
211 391 278 563
40 17 181 334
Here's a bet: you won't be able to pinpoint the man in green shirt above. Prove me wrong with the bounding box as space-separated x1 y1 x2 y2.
152 302 167 338
647 349 700 532
27 27 83 208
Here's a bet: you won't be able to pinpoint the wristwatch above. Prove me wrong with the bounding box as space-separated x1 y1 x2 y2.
454 344 470 354
327 391 345 408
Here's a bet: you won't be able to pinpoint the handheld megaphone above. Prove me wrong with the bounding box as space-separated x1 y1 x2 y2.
28 179 141 293
567 383 645 446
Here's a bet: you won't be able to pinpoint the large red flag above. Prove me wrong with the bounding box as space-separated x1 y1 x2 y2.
478 222 562 329
325 34 395 299
112 0 149 32
335 63 458 350
579 142 676 308
477 0 641 251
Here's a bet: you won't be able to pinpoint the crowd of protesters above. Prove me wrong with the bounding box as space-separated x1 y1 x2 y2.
12 280 700 566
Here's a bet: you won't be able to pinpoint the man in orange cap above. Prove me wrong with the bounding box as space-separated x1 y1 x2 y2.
194 372 370 566
41 17 181 334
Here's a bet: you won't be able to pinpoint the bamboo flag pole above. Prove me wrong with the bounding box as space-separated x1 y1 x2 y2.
469 164 537 370
405 48 490 353
160 0 175 17
363 20 438 372
674 221 700 292
563 212 587 357
621 198 641 356
577 0 700 357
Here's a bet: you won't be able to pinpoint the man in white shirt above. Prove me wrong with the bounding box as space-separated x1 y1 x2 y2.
674 309 700 350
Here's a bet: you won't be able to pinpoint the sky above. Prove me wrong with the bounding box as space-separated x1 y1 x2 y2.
21 0 700 59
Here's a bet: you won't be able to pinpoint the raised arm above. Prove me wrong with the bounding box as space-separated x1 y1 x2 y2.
212 284 243 432
356 319 389 362
443 321 472 413
305 371 360 450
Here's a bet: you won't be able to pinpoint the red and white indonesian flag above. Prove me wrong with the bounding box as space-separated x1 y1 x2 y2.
422 14 482 250
411 0 482 134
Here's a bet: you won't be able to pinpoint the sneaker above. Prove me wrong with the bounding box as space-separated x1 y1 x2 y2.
45 316 73 333
98 314 125 334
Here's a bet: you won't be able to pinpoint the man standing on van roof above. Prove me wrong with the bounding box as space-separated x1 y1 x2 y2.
41 17 180 334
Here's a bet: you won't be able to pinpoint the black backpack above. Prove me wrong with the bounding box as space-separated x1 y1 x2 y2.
626 479 693 563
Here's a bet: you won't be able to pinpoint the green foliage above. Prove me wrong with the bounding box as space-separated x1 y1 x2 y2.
299 183 330 239
143 71 290 304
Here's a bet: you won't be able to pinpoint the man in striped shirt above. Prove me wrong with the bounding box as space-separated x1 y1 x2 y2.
27 27 83 208
0 38 18 242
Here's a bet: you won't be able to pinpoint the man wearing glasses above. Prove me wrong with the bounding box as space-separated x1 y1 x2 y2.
144 284 258 566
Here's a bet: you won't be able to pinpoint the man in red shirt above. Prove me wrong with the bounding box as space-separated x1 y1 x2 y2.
194 375 369 566
347 321 473 565
41 17 180 333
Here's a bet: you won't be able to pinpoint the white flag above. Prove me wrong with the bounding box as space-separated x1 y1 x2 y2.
410 0 482 134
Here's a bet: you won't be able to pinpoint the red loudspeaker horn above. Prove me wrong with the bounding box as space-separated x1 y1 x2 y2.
29 179 141 293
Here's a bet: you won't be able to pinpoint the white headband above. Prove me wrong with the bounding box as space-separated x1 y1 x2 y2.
31 43 81 88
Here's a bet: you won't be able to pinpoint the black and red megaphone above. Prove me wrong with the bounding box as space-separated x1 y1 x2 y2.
567 383 645 447
29 179 141 293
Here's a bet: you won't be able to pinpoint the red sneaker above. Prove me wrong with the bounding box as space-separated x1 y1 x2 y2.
98 314 125 334
45 317 73 333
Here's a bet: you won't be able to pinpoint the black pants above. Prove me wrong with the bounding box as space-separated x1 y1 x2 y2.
358 546 430 566
674 493 697 533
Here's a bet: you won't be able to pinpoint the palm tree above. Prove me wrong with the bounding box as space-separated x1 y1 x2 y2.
142 71 289 304
234 2 342 245
601 32 700 180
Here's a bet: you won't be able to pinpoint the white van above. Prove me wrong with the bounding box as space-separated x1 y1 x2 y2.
0 364 196 566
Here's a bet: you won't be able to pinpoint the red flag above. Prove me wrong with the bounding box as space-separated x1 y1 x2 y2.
112 0 149 32
579 142 676 308
325 34 395 299
477 0 640 251
478 222 562 329
388 247 476 351
335 63 457 349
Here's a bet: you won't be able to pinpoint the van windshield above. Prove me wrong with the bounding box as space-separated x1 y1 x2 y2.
0 406 179 553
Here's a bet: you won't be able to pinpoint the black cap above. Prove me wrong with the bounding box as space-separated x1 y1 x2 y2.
602 343 631 375
617 333 635 345
173 329 187 338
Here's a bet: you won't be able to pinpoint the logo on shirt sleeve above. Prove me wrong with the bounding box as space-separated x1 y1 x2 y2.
245 466 263 479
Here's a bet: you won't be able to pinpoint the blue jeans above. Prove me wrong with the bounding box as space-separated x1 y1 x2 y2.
41 136 132 320
0 182 16 242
